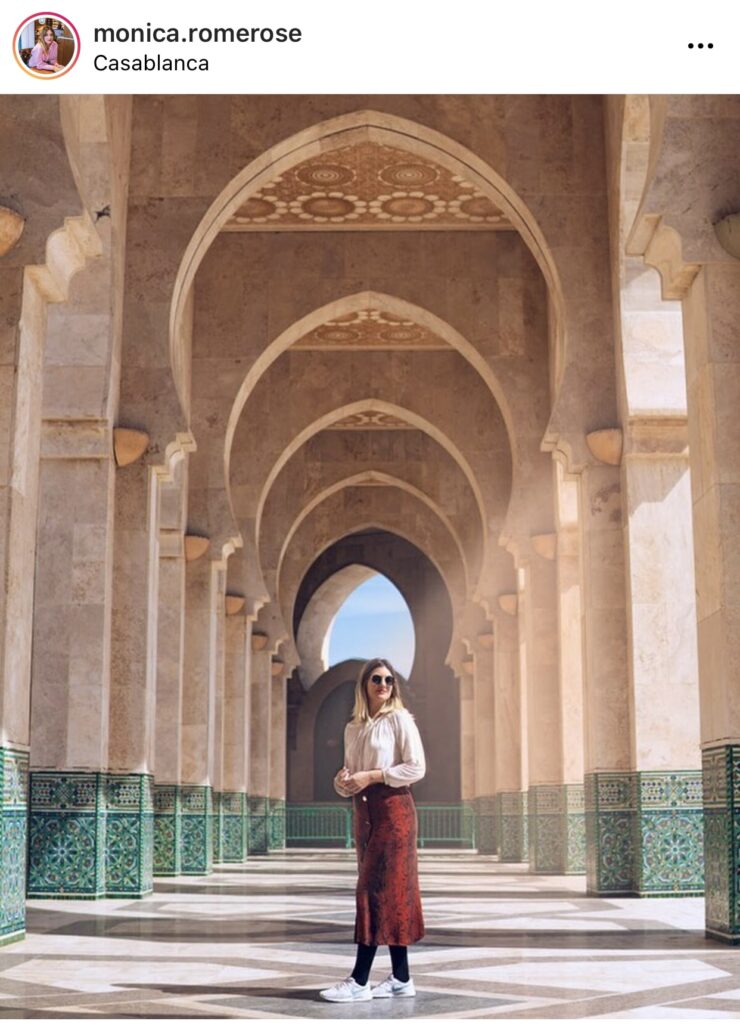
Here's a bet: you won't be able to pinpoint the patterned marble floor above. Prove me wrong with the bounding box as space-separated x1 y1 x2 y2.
1 850 739 1019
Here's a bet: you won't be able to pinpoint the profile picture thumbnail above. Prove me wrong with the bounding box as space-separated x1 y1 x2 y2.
14 13 80 79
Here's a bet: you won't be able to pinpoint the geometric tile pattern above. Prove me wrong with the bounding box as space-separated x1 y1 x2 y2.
0 747 29 944
634 771 703 896
248 794 270 851
586 770 704 898
495 790 528 862
529 784 585 875
268 799 286 852
2 851 733 1018
248 796 269 855
27 771 154 900
225 141 511 232
474 795 497 854
28 771 107 899
703 745 739 942
105 774 154 898
211 791 223 865
219 791 247 863
153 784 181 876
180 786 213 876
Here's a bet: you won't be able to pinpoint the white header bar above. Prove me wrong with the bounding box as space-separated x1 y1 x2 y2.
1 0 737 94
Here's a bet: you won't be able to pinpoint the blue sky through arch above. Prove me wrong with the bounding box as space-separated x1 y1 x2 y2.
327 573 414 678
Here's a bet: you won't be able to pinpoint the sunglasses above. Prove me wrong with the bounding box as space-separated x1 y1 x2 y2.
370 674 395 686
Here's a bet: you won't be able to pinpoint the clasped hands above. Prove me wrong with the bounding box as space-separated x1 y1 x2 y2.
334 766 375 795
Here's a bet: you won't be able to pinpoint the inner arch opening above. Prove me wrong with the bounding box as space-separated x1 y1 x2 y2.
327 573 415 679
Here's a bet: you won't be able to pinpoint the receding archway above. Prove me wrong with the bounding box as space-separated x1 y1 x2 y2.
289 529 458 803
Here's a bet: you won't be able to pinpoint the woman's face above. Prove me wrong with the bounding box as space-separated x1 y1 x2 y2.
43 29 54 46
365 664 394 705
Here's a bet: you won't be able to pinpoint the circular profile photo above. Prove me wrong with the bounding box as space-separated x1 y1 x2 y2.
14 12 80 79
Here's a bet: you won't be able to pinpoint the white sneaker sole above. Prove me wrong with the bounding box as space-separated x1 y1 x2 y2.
372 988 416 998
320 992 372 1002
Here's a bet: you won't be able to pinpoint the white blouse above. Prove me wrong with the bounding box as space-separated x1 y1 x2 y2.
334 708 426 796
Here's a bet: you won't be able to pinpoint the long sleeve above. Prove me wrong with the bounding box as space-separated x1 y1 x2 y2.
333 724 353 798
29 43 56 69
382 710 426 787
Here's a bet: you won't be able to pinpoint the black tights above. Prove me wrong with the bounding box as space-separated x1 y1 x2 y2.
351 943 410 985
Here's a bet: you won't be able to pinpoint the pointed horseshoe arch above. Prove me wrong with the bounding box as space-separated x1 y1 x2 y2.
170 109 568 422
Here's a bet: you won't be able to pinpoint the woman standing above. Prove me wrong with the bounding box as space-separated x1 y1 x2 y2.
28 26 63 71
319 657 426 1003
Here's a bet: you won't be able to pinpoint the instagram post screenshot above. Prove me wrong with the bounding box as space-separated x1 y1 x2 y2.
0 0 738 1020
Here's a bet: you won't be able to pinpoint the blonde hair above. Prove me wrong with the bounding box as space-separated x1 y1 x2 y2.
37 25 55 55
350 658 406 723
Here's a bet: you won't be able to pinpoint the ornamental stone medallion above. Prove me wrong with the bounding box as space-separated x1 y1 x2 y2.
225 142 512 230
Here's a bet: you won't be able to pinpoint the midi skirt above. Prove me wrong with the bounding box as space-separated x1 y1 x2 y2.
352 783 425 946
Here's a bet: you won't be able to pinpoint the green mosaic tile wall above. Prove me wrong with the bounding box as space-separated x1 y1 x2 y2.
528 784 585 874
180 785 213 875
105 774 154 897
474 796 497 854
703 745 740 942
248 795 269 854
269 798 286 851
220 791 247 862
28 771 107 898
211 791 223 864
0 747 28 943
495 790 528 862
27 770 153 898
153 784 181 876
585 770 703 897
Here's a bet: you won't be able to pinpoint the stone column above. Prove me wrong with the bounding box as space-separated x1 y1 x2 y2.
493 607 528 861
554 461 586 874
268 664 287 852
179 547 215 875
622 424 702 896
0 236 39 942
153 527 186 876
518 549 565 874
248 640 272 853
105 458 159 897
28 420 119 899
579 461 632 894
473 638 496 853
220 604 251 863
681 263 740 941
460 660 476 804
210 567 226 865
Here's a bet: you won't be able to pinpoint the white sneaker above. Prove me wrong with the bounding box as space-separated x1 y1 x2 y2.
319 975 373 1002
371 972 417 998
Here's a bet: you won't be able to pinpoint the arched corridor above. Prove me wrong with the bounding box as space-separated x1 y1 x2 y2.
1 95 740 993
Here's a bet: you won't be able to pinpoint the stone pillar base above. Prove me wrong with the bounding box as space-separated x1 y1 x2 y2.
180 785 213 875
528 784 585 874
1 748 28 943
105 774 154 897
703 746 740 942
585 770 703 897
28 771 153 898
212 791 223 865
474 796 497 854
153 785 181 876
495 790 528 862
248 796 269 854
219 792 247 862
268 798 286 851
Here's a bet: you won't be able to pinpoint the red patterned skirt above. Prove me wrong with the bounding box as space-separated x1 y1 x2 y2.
352 783 425 946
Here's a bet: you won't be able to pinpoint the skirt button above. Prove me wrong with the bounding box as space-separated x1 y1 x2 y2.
362 795 367 802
